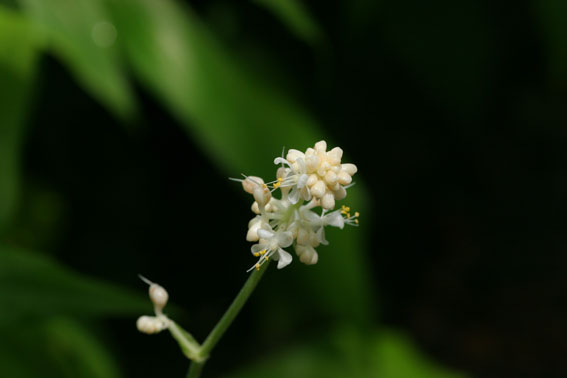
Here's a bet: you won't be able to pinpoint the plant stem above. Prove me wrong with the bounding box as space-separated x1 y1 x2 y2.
185 260 270 377
186 361 204 378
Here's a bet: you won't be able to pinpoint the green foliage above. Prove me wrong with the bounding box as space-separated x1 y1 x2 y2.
251 0 323 45
0 0 481 377
0 7 38 231
0 317 122 378
0 244 149 323
104 0 374 323
219 326 465 378
19 0 135 118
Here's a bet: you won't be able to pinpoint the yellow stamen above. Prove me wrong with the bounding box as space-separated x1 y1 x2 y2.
355 219 359 224
259 249 266 255
264 255 269 261
255 263 260 271
347 212 351 218
253 252 260 257
354 211 360 217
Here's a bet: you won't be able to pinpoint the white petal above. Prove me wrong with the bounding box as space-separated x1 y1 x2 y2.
288 187 300 204
325 211 345 229
297 173 308 189
276 231 294 248
302 209 321 224
316 227 329 245
296 157 306 173
251 244 266 254
276 248 293 269
257 228 274 240
273 157 291 166
300 186 312 201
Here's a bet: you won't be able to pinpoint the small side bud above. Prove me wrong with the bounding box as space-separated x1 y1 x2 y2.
149 284 169 313
242 176 264 194
253 186 271 207
137 315 168 334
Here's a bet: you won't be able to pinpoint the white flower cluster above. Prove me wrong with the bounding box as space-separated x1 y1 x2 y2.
236 140 359 271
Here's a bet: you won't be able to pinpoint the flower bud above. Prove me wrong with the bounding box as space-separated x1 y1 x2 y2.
136 315 168 334
149 283 169 313
253 186 271 207
242 176 264 194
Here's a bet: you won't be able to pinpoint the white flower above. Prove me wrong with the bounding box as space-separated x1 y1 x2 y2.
248 225 294 271
301 205 359 245
235 140 359 271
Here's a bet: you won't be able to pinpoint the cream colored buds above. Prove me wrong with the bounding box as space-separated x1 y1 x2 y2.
137 276 171 335
241 176 264 194
136 315 169 334
235 140 359 271
139 275 169 314
149 283 169 313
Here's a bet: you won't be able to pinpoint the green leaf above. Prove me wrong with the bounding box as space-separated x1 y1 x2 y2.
0 6 38 231
251 0 323 45
0 244 149 323
18 0 135 118
105 0 321 177
0 317 123 378
220 326 467 378
105 0 374 322
373 329 467 378
42 318 122 378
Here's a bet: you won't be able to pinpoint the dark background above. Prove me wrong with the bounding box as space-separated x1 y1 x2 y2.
2 1 566 377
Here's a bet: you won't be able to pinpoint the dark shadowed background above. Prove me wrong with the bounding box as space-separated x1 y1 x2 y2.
0 1 565 377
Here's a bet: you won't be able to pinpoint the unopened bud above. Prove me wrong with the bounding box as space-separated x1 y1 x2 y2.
149 284 169 313
242 176 264 194
253 186 271 207
136 315 168 334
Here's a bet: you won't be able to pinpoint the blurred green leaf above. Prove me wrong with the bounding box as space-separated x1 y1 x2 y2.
0 6 38 231
537 0 567 85
220 326 467 378
19 0 135 118
105 0 321 176
0 244 149 323
43 318 122 378
0 317 123 378
105 0 374 322
251 0 323 44
373 329 466 378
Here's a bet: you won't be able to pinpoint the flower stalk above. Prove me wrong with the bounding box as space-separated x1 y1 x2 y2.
136 140 359 378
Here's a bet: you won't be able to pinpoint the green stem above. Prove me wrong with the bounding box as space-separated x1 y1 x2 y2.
185 260 270 377
186 361 205 378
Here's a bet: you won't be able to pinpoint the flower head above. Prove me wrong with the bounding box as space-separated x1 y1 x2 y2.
233 140 359 271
